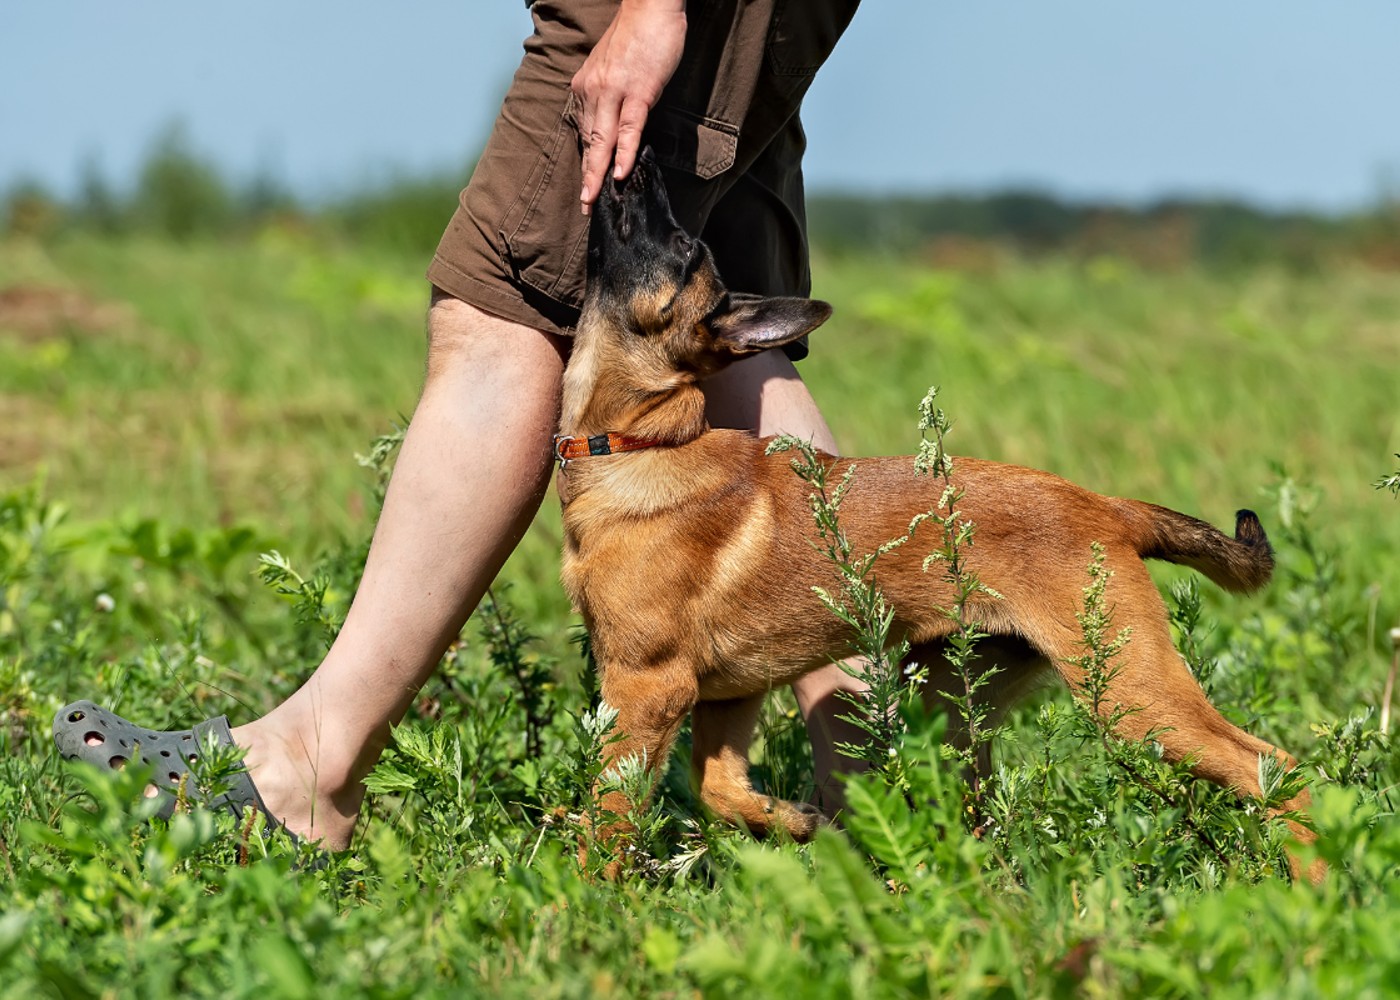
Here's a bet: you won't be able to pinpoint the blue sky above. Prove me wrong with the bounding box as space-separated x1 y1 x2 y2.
4 0 1398 211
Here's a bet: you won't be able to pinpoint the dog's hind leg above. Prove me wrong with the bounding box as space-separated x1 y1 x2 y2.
1036 552 1321 881
691 696 826 840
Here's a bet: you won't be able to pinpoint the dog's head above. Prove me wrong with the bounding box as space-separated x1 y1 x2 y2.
582 149 832 380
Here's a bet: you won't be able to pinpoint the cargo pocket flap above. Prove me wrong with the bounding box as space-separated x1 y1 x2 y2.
648 106 738 182
500 92 590 312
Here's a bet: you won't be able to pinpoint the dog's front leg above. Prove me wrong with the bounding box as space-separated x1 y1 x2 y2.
591 663 698 847
691 696 826 841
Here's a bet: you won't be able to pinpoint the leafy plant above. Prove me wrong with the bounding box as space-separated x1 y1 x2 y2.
764 432 917 774
1378 455 1400 497
911 386 1003 809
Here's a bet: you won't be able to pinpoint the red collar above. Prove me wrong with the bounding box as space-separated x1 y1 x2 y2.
553 432 665 467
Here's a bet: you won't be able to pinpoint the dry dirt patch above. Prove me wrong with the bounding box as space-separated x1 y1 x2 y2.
0 284 134 342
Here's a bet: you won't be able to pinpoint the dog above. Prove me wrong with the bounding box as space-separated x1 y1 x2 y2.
556 149 1316 877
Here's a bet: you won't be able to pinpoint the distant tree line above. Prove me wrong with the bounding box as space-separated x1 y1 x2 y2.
3 126 468 256
6 125 1399 271
808 190 1400 271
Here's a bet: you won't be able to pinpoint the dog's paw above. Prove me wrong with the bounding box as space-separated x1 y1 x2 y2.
701 788 828 841
769 797 827 843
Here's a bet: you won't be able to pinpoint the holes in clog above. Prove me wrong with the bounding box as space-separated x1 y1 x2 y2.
168 772 180 784
67 710 86 723
144 785 160 799
160 750 171 758
84 731 105 747
109 756 127 770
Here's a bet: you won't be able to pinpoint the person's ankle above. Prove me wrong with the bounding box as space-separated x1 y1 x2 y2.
230 714 368 849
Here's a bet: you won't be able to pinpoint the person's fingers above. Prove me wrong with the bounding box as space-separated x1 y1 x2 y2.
579 96 621 215
611 95 650 182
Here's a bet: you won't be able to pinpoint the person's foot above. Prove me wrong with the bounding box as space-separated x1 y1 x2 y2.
230 714 367 851
53 701 369 851
52 701 285 829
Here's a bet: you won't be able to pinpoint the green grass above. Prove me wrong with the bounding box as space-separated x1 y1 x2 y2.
0 232 426 544
2 233 1399 997
5 235 1396 580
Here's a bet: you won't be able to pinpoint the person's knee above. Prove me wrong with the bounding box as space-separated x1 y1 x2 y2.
423 290 568 384
703 349 835 448
423 292 488 378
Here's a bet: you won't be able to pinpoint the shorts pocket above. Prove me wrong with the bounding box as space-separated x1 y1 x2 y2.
499 92 591 310
647 105 739 181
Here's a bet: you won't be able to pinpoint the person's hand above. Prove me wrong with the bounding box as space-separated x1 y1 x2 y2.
572 0 686 214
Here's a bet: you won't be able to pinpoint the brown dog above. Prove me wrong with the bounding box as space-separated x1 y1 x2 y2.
557 150 1314 873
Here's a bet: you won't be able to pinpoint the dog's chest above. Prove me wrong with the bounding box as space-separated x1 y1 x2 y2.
563 483 772 598
561 477 821 668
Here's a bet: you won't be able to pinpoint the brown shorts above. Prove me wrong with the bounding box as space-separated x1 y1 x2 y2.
426 0 859 360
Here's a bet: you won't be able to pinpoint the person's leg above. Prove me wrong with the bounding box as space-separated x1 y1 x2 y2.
235 305 852 849
229 294 567 849
701 350 869 816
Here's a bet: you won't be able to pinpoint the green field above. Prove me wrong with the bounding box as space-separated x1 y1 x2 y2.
2 230 1399 996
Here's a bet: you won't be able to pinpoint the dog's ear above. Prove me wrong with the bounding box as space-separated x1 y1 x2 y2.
709 295 833 355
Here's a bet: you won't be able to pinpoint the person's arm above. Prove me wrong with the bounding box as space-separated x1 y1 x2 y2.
572 0 687 214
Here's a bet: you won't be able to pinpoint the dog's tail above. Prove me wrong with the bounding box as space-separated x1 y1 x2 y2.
1122 501 1274 594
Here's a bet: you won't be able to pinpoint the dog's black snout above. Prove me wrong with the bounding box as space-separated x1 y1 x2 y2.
616 146 662 196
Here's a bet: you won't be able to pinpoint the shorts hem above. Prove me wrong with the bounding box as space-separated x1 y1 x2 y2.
426 254 579 338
